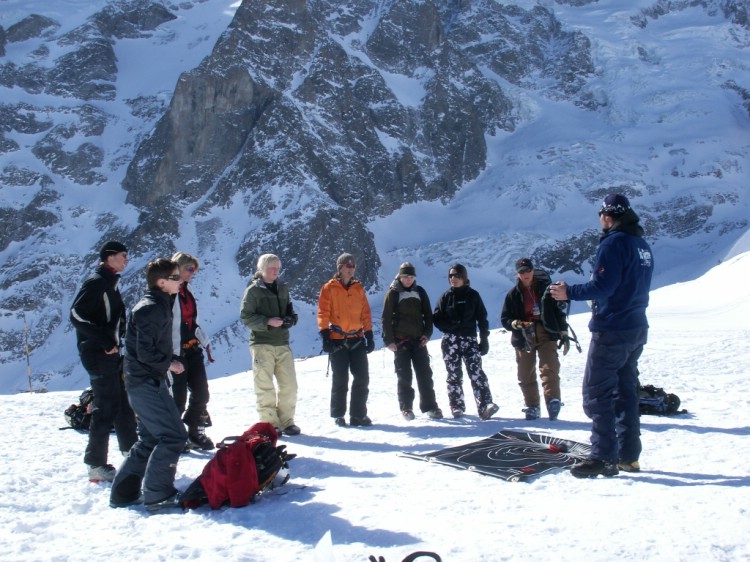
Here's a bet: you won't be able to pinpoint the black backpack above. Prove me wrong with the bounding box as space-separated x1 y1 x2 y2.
62 387 94 430
638 384 686 415
536 269 582 353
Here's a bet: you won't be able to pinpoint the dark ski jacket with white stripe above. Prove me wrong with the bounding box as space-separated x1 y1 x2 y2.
70 265 126 357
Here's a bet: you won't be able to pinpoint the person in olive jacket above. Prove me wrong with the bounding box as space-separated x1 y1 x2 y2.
432 263 498 421
240 253 300 436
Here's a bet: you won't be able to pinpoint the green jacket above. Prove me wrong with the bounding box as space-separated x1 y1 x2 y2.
240 277 296 346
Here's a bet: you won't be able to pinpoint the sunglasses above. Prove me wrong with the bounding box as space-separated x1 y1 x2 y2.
185 265 196 273
448 273 461 279
166 274 181 281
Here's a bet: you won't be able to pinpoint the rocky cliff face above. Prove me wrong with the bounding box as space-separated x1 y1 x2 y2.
0 0 747 388
121 0 603 300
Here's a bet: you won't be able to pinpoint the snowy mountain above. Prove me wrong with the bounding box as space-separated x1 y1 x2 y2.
0 0 748 392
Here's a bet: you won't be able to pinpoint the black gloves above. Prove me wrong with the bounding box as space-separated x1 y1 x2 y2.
320 329 332 353
365 330 375 354
479 334 489 356
255 442 296 490
254 442 283 486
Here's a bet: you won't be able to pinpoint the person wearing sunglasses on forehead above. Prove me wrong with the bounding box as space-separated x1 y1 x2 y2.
433 263 499 421
169 252 215 451
70 240 137 483
317 252 375 427
110 258 188 512
240 253 301 436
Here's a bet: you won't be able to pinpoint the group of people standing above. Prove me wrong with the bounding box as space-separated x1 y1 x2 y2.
312 192 653 481
69 192 653 511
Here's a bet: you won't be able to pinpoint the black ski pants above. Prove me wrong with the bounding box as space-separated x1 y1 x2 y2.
329 339 369 419
111 376 188 505
171 347 210 429
394 342 438 413
81 351 137 467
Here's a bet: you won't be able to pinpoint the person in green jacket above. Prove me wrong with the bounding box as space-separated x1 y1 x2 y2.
240 254 300 436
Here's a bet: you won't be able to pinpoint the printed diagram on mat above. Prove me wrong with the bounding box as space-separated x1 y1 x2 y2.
401 430 591 482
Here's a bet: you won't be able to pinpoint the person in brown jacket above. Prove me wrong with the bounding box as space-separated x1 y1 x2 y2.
317 252 375 427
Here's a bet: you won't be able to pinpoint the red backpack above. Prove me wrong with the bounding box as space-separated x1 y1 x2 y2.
182 422 294 510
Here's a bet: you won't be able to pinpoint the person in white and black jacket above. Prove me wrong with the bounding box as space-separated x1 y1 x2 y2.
70 240 137 483
382 262 442 421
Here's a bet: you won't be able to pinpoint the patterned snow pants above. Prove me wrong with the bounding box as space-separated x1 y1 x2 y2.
441 333 494 415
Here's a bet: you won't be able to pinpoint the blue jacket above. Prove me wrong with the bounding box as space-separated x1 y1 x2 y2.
567 212 654 332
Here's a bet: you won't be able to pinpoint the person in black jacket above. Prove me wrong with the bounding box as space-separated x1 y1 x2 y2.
170 252 215 451
382 262 442 421
432 263 498 420
70 241 137 483
110 258 188 512
501 258 568 421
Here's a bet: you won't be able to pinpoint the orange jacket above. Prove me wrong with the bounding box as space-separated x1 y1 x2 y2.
317 278 372 339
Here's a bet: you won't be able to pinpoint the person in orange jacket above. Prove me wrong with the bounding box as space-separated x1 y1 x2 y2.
317 252 375 427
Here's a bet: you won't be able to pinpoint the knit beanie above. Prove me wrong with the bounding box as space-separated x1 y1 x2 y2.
600 194 631 217
336 253 355 270
398 263 416 277
99 241 128 262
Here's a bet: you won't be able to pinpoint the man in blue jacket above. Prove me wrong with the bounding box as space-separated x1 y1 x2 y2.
550 194 653 478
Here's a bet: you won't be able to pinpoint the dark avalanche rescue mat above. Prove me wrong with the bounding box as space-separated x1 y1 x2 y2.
401 430 591 482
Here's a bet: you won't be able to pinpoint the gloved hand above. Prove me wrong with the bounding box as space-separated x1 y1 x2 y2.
479 334 489 356
511 319 531 330
559 331 570 356
320 329 332 353
365 330 375 354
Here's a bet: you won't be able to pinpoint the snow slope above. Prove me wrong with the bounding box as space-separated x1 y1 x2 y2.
1 252 748 562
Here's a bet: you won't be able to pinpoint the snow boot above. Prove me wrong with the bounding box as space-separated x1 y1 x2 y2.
88 464 116 483
523 406 541 420
571 459 619 478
